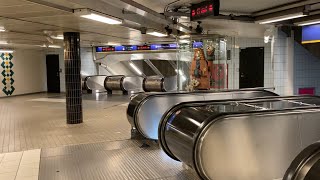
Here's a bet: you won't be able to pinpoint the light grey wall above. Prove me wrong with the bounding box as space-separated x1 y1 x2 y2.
0 49 46 97
81 47 98 77
46 47 98 92
227 37 273 90
294 42 320 95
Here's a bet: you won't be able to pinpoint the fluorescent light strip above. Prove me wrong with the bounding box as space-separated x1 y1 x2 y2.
51 35 64 40
258 13 307 24
129 63 142 75
81 13 122 25
0 29 5 32
0 50 13 53
296 20 320 26
0 41 8 45
48 45 61 48
146 31 167 37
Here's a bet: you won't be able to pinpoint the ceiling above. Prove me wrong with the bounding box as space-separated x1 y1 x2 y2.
0 0 317 50
132 0 301 14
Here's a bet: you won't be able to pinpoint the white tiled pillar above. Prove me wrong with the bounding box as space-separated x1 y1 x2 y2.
273 29 295 95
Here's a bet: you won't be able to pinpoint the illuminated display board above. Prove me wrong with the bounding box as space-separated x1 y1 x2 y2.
95 43 203 53
302 24 320 44
96 44 178 52
190 0 219 21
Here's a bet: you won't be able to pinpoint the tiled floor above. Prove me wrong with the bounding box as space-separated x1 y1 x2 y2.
0 93 131 153
39 140 199 180
0 149 41 180
0 93 199 179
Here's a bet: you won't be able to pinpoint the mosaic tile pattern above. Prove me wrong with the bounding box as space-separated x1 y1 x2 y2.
0 53 14 96
64 32 83 124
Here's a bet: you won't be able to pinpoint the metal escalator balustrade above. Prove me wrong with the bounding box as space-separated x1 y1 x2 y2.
284 141 320 180
126 88 278 140
83 75 108 93
158 96 320 180
104 75 144 95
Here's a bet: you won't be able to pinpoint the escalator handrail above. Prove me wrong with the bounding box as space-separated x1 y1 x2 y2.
283 141 320 180
128 88 278 128
84 75 108 91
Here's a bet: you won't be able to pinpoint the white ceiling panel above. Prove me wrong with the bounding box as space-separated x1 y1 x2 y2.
0 0 305 50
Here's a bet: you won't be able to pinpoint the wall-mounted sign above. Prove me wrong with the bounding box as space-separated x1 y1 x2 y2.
96 44 178 52
137 45 151 50
190 0 220 21
302 24 320 44
150 44 177 50
115 45 138 51
193 42 203 48
96 42 204 53
96 46 115 52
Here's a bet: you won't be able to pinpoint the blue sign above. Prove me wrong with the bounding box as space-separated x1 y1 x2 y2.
193 42 203 48
96 42 204 53
115 45 138 51
150 44 177 50
302 24 320 44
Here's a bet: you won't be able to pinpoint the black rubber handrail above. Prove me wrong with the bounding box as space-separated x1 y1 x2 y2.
284 141 320 180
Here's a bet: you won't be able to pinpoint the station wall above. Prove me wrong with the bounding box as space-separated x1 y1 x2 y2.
0 49 46 97
228 37 273 90
294 42 320 95
46 47 97 92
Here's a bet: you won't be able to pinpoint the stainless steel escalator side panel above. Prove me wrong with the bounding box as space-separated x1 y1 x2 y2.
85 75 108 92
104 75 126 92
143 76 165 92
122 76 144 93
195 110 320 180
135 90 278 140
127 93 150 127
158 96 320 180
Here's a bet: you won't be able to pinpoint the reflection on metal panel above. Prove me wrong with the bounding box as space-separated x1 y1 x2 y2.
127 88 278 140
284 141 320 180
84 75 108 93
104 75 144 94
159 96 320 180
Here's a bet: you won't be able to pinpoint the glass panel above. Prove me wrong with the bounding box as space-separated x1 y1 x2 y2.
177 35 235 91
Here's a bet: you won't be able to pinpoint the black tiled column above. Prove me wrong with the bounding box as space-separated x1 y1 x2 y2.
64 32 83 124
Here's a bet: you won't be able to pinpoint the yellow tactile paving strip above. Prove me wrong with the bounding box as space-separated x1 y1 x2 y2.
0 93 131 153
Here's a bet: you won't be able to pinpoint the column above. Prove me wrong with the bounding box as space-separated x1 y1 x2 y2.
64 32 83 124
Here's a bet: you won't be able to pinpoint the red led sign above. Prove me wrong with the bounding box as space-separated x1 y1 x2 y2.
137 45 151 50
102 47 115 52
190 0 219 21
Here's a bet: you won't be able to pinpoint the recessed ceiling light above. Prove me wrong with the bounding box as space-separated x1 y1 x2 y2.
0 50 13 53
74 9 122 25
256 12 307 24
41 44 62 48
51 35 64 40
0 41 8 44
296 21 320 26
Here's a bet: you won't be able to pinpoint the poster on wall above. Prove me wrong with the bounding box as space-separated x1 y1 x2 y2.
190 48 210 90
210 64 228 89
